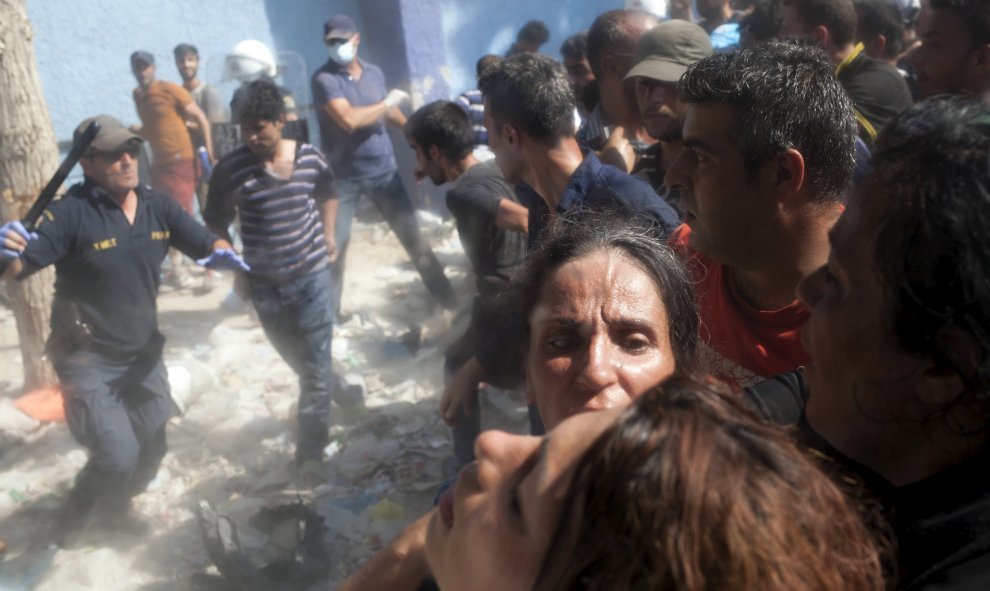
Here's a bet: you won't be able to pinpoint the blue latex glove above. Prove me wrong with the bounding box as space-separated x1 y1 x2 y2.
196 248 251 272
1 220 37 259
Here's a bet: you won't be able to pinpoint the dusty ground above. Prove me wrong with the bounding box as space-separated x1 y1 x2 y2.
0 214 528 590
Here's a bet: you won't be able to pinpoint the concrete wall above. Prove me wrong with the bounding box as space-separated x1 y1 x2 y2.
27 0 623 143
441 0 623 96
26 0 360 142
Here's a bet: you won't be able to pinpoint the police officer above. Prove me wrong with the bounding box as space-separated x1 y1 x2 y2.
0 115 247 547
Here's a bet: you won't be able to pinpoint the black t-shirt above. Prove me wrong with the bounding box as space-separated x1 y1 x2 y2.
837 47 913 143
446 160 527 302
19 180 216 356
746 371 990 590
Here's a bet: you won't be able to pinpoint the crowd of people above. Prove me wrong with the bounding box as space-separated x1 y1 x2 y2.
1 0 989 588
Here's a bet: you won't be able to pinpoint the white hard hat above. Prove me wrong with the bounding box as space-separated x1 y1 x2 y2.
225 39 277 82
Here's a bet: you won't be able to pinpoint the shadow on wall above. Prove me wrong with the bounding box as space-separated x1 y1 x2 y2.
441 0 623 96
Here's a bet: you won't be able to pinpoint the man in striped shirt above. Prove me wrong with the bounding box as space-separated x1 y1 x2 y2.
205 80 363 467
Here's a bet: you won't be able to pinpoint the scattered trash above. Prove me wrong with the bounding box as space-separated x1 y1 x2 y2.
12 388 64 423
195 500 332 590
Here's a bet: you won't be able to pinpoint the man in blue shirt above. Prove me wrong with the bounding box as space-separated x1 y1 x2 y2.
311 14 456 317
0 115 242 547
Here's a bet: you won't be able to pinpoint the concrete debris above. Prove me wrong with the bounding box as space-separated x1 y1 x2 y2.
0 218 529 588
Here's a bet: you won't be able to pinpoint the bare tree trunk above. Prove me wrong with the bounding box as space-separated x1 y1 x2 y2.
0 0 59 389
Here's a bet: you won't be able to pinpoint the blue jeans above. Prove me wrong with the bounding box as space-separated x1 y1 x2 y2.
250 266 359 462
332 170 455 316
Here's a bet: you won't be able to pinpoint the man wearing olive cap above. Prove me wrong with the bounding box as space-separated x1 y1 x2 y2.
625 20 714 213
0 115 244 547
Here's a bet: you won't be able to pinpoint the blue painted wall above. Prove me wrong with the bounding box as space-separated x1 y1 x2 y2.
27 0 620 143
441 0 623 96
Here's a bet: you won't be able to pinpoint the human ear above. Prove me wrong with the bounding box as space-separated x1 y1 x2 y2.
503 123 518 146
870 35 888 59
970 43 990 76
918 325 983 405
428 144 442 161
770 148 806 203
813 25 829 48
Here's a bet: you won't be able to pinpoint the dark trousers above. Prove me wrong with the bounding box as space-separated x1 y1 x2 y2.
250 266 360 462
332 170 455 315
56 349 174 511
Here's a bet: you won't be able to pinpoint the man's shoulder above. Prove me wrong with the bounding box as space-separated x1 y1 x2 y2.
215 146 257 178
590 156 679 225
843 54 911 96
449 161 510 201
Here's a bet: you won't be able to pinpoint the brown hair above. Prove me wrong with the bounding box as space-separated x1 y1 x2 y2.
535 374 886 591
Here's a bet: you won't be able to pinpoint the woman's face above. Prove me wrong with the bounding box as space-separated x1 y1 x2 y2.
425 407 620 591
527 250 676 429
797 190 926 466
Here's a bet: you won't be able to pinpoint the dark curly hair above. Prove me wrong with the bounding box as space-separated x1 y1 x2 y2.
535 374 886 590
870 96 990 427
678 42 857 202
236 79 286 123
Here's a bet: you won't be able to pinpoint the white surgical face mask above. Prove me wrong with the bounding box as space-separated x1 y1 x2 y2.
328 41 356 65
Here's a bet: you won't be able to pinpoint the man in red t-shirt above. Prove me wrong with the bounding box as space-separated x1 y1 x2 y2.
665 43 857 386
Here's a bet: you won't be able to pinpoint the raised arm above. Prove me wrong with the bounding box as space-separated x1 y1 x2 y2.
494 199 529 234
321 88 410 134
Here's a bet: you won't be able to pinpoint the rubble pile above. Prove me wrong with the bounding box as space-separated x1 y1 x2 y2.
0 215 528 589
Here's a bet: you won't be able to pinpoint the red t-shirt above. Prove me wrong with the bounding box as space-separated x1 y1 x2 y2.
670 225 809 387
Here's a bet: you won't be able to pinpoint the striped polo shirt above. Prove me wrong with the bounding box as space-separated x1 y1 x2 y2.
205 143 336 281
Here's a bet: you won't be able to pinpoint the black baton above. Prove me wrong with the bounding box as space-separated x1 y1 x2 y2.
23 120 101 230
0 120 100 276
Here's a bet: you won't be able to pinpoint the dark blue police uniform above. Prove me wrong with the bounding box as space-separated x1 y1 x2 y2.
19 179 216 518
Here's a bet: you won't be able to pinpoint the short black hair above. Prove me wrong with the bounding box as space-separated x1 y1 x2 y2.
173 43 198 60
855 0 905 59
870 96 990 421
586 10 660 78
518 20 550 45
741 0 786 44
517 208 700 374
560 30 589 61
930 0 990 49
678 42 857 202
237 79 286 123
478 52 575 144
475 54 502 80
784 0 858 47
405 101 474 162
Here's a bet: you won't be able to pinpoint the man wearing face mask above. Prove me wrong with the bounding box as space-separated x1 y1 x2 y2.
311 15 456 319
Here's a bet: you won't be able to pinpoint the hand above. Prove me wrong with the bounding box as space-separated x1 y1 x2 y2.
384 89 411 108
1 221 37 260
196 248 251 272
600 126 636 173
440 357 483 426
326 234 338 264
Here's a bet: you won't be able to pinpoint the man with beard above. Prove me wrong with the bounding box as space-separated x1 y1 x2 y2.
625 20 714 215
205 80 365 470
